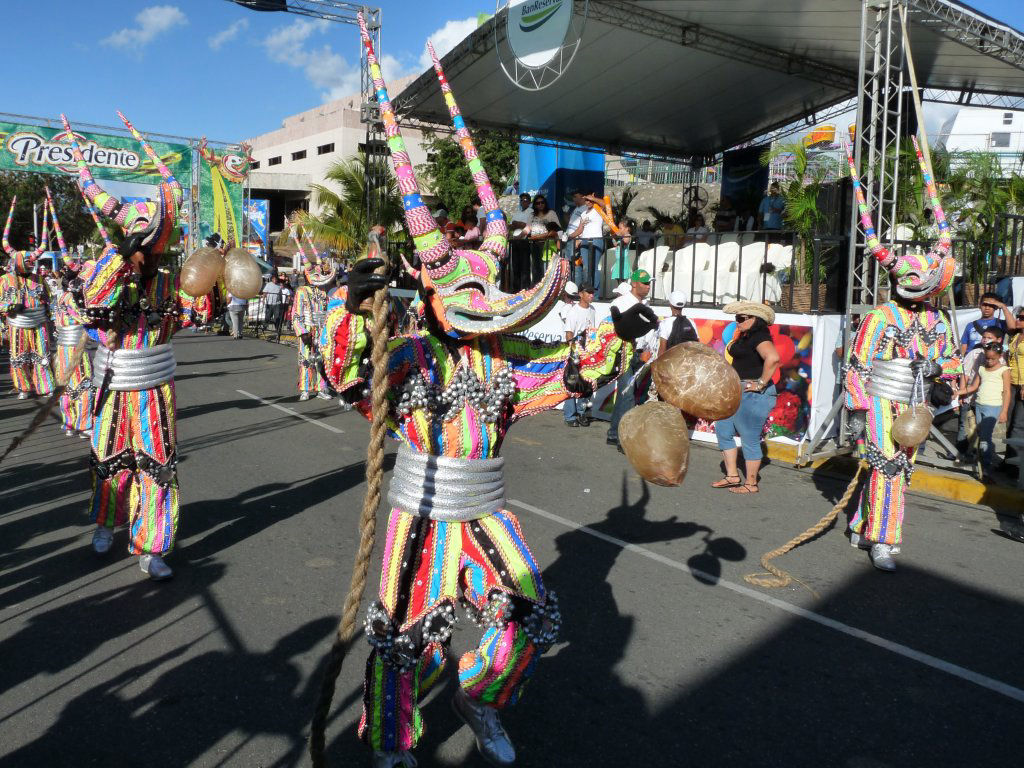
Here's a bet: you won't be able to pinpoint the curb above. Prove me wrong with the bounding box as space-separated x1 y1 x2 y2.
763 440 1024 513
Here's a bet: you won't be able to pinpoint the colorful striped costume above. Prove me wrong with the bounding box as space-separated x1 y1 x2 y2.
53 291 93 433
293 283 329 396
77 248 210 554
324 312 624 752
844 302 960 544
0 271 54 396
60 110 213 558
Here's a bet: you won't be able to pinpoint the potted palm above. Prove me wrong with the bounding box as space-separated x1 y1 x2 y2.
761 142 838 311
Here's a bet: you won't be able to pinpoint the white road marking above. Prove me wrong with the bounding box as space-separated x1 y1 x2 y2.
508 498 1024 705
236 389 345 434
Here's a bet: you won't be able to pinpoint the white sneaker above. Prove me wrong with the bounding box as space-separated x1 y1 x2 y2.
17 391 28 400
139 554 174 581
372 751 417 768
452 689 516 766
316 391 332 400
92 526 113 555
298 392 311 401
65 428 74 437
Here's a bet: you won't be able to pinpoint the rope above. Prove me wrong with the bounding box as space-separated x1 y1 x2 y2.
309 270 390 767
0 333 87 466
743 462 865 589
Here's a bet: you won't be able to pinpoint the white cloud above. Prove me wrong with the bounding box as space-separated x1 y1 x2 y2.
262 19 363 101
419 17 478 70
208 18 248 50
101 5 187 50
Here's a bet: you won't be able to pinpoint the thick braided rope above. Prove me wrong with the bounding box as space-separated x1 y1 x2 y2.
309 276 390 767
0 333 87 466
743 463 865 588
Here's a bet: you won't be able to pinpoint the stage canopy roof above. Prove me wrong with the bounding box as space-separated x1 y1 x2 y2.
393 0 1024 161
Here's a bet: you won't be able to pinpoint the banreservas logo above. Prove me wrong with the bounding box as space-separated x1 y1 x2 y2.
518 0 564 31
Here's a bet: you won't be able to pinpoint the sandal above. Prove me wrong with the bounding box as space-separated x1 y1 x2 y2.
711 475 742 488
729 483 760 494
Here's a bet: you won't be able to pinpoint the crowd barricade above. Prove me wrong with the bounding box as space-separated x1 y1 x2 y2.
238 295 293 341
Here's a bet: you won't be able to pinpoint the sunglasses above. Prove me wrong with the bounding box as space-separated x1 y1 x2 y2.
983 342 1003 351
735 314 751 322
981 303 999 310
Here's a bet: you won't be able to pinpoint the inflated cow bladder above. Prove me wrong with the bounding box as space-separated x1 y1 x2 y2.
223 247 264 299
652 341 742 420
179 247 224 298
619 402 691 486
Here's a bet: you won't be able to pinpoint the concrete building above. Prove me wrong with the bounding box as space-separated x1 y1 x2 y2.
246 75 431 237
936 106 1024 173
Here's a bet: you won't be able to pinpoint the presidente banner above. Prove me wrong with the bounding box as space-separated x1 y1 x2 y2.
198 139 250 247
0 120 192 184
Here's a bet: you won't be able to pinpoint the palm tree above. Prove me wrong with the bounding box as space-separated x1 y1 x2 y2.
296 153 403 254
760 142 838 280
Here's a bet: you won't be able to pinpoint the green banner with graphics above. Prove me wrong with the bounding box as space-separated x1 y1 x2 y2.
0 120 192 184
197 141 250 247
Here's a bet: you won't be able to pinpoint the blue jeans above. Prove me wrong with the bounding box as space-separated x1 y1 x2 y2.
974 403 1002 468
607 351 644 442
714 385 777 461
564 396 588 423
575 238 603 289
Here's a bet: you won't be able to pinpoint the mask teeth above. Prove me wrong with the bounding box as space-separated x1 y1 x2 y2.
426 41 507 258
2 195 15 255
358 13 451 271
910 135 952 254
45 186 67 257
843 141 893 268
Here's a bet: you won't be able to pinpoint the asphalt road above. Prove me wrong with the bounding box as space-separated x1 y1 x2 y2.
1 333 1022 768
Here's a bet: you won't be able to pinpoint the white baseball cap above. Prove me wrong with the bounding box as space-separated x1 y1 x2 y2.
668 290 688 308
563 280 579 296
613 282 631 296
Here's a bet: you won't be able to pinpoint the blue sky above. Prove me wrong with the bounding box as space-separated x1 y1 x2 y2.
2 0 1023 145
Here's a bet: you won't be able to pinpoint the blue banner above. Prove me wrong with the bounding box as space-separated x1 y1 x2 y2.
519 138 604 221
246 199 269 249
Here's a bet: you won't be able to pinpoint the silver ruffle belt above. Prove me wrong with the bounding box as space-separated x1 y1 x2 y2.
56 324 86 347
387 445 506 522
7 307 47 328
866 358 932 405
93 344 176 391
311 311 327 328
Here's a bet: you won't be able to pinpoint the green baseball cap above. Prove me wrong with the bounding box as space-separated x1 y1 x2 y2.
630 269 651 284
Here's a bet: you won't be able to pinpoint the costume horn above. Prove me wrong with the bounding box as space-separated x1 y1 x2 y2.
45 186 67 257
844 142 894 269
2 195 15 256
61 114 120 222
427 41 508 261
910 136 952 255
358 13 452 271
78 180 113 247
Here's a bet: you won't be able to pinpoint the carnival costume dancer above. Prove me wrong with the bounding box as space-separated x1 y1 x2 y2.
1 195 54 399
843 138 961 572
292 228 333 401
46 187 94 437
61 111 214 581
317 23 627 768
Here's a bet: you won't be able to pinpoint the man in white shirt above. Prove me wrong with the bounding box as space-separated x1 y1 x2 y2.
567 192 605 290
562 284 597 427
508 193 533 291
658 290 698 357
262 276 284 331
